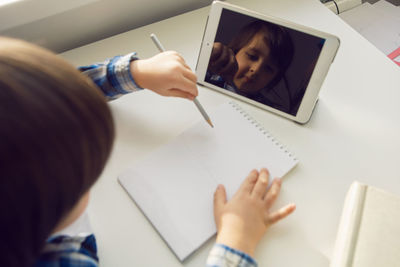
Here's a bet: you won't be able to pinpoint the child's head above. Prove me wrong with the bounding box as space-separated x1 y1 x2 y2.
0 37 114 267
228 20 294 95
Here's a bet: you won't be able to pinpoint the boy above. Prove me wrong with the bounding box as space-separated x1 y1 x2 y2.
0 37 294 267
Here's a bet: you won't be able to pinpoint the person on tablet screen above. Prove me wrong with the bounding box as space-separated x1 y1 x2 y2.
206 20 294 109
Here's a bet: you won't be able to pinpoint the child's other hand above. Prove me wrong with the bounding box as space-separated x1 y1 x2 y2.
213 168 295 256
208 42 238 82
131 51 198 100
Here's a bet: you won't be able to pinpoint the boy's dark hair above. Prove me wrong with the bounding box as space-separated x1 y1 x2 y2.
229 20 294 89
0 38 115 267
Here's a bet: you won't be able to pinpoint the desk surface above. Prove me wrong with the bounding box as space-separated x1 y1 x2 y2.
60 0 400 266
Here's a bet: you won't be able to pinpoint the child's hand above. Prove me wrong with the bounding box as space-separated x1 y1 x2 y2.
130 51 198 100
213 168 295 256
208 42 238 82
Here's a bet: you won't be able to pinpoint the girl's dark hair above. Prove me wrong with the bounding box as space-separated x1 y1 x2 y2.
229 20 294 89
0 37 115 267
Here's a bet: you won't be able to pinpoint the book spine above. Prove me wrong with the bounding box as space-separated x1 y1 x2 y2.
330 181 367 267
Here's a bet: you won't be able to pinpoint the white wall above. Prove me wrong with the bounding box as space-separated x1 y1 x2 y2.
0 0 213 52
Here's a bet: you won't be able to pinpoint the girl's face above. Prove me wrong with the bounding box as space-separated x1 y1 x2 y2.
233 32 278 95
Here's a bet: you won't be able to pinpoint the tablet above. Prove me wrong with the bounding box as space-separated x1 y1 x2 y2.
196 1 340 123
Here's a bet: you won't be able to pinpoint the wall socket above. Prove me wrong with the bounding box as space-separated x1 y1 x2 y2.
324 0 362 14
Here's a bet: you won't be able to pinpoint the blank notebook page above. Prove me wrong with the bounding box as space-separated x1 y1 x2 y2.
118 101 298 261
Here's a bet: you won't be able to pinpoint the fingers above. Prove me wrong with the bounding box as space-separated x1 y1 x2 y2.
181 67 197 83
173 75 198 99
165 50 185 64
167 52 198 99
209 44 238 83
180 68 198 92
267 203 296 225
212 45 230 70
238 169 259 195
210 45 233 72
264 178 281 210
172 52 194 74
210 42 223 61
263 177 295 225
213 184 227 228
218 49 237 77
251 168 269 198
167 88 196 100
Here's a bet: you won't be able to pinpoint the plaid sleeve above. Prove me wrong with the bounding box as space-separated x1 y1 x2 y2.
34 234 99 267
79 52 143 100
206 243 257 267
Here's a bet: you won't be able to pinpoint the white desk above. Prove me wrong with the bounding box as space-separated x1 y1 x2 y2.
60 0 400 266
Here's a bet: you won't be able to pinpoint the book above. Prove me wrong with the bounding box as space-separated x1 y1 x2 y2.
118 101 298 261
330 181 400 267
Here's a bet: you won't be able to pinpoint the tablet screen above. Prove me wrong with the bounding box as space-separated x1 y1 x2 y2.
205 8 326 116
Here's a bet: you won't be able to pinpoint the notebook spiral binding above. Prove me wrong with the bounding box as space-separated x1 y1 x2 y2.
229 101 297 161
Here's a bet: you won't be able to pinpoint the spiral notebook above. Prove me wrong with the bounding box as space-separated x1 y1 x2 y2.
118 101 298 261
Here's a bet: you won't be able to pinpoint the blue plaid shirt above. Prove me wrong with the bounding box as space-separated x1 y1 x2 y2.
206 244 257 267
78 52 143 100
34 234 98 267
34 54 257 267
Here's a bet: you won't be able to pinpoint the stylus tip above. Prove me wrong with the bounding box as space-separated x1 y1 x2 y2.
207 119 214 128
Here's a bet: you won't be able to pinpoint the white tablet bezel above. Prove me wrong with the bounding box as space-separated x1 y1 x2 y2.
196 1 340 123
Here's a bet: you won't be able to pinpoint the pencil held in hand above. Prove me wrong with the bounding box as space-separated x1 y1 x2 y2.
150 33 214 128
